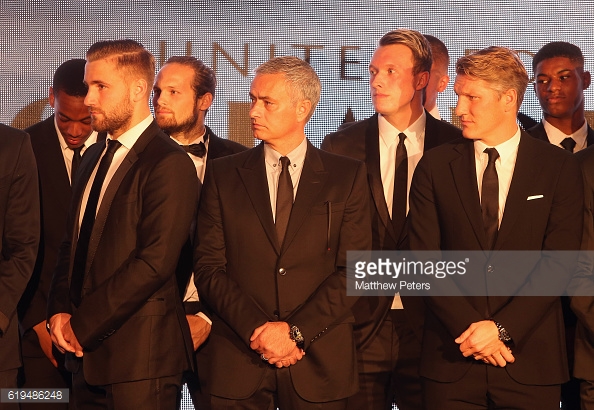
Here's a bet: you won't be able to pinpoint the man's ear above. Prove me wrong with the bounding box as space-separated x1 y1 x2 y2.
197 92 214 111
415 71 430 91
296 99 312 122
437 74 450 93
49 86 55 108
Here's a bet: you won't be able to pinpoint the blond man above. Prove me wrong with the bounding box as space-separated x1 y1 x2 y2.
409 46 583 409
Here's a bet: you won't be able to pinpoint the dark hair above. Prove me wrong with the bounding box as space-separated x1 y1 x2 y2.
53 58 88 97
86 39 155 85
424 34 450 70
164 56 216 100
379 29 432 74
532 41 584 71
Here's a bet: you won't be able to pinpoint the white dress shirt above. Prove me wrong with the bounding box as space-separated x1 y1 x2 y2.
378 111 426 217
474 127 521 227
543 118 588 153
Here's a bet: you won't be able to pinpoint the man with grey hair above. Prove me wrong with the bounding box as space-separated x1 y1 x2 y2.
322 28 460 410
194 56 371 409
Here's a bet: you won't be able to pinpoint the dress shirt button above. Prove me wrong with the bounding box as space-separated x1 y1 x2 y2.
278 268 287 276
487 265 494 274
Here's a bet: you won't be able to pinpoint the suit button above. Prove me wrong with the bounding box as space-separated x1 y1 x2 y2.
487 265 494 274
273 310 280 319
278 268 287 276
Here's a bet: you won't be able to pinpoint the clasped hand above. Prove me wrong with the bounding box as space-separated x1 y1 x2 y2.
48 313 84 357
250 321 305 368
455 320 515 367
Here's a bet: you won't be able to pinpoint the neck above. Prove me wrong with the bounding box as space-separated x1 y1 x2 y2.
544 110 586 135
171 124 206 145
265 133 306 156
381 100 424 131
111 106 151 140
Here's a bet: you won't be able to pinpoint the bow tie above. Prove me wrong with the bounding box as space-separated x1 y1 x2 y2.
182 142 206 158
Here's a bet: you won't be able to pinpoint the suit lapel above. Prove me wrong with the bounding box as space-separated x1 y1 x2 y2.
450 140 488 249
587 125 594 147
281 142 328 253
206 127 231 161
237 143 280 254
85 121 158 272
494 133 539 249
40 117 73 209
365 114 397 242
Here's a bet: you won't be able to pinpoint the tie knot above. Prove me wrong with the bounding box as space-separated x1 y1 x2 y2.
73 146 83 155
183 142 206 158
398 132 407 144
560 137 576 153
280 156 291 171
484 148 499 164
106 139 122 155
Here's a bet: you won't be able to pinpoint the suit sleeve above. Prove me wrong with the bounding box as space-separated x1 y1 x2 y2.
68 152 199 348
408 155 484 337
287 161 371 349
0 133 40 335
491 154 583 345
194 161 270 345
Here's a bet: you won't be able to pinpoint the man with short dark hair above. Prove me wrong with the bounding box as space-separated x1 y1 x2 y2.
423 34 450 120
48 40 199 409
18 58 99 410
153 55 246 409
529 41 592 151
194 56 371 409
322 28 460 410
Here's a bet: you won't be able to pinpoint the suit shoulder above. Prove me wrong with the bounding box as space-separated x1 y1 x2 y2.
315 145 365 170
325 116 375 141
0 123 30 149
214 135 249 153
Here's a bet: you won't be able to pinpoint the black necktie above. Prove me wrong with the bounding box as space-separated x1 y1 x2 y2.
275 156 293 247
182 142 206 158
392 132 408 237
482 148 500 250
560 137 576 153
70 139 122 307
71 146 82 184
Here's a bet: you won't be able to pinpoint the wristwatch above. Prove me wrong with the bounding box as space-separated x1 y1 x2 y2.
288 324 305 350
492 320 512 344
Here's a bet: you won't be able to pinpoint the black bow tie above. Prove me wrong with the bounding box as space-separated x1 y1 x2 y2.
182 142 206 158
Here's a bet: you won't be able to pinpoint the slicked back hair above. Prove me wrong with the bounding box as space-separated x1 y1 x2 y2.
456 46 529 109
379 29 433 75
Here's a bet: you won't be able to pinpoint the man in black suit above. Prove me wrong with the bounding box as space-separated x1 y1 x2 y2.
409 46 583 409
529 41 593 409
48 40 199 409
194 56 371 409
0 124 39 409
18 58 99 409
153 55 247 409
529 41 593 151
322 28 461 410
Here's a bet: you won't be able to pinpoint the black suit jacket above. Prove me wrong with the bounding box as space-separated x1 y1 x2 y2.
175 126 247 298
321 112 461 347
48 120 199 385
528 121 594 148
409 132 583 385
0 124 39 371
194 141 371 401
18 116 105 333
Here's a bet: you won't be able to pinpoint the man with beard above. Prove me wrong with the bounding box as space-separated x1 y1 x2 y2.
47 39 199 409
153 56 246 409
18 58 100 410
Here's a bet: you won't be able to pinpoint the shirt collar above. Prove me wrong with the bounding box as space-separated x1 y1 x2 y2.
378 110 426 146
108 114 153 150
264 137 308 170
542 118 588 148
474 126 521 164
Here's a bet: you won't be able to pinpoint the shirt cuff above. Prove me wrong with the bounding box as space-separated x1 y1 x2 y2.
196 311 212 325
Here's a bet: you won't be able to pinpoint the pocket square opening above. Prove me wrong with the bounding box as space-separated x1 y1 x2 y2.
527 195 544 200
